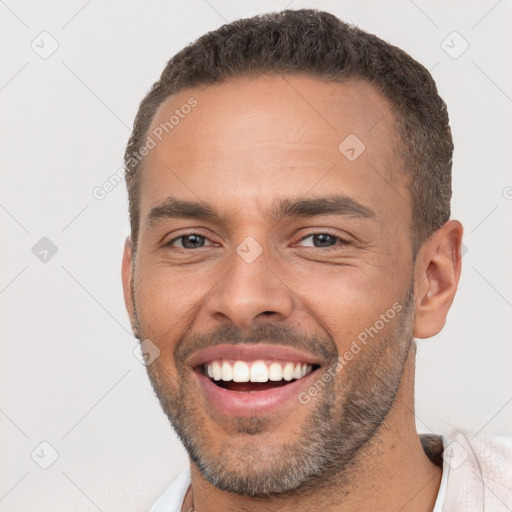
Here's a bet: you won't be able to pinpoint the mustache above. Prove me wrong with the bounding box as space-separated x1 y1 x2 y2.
174 323 335 366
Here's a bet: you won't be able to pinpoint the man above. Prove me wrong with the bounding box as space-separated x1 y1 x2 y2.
121 9 511 512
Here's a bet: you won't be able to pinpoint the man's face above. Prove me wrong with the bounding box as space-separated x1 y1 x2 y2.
125 75 417 496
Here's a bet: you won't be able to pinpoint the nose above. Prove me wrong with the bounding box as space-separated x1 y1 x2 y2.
205 243 294 328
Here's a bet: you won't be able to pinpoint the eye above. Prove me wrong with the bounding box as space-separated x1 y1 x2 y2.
296 232 350 249
166 232 215 250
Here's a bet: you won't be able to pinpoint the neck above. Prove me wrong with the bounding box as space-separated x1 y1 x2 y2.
183 346 442 512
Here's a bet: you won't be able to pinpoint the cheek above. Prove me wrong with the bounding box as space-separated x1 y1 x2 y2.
275 262 408 350
136 262 207 318
133 263 219 364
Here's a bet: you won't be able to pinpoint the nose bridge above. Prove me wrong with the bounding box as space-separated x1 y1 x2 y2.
205 237 294 327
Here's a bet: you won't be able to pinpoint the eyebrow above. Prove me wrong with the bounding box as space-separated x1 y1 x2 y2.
148 198 224 226
269 195 375 221
147 195 375 227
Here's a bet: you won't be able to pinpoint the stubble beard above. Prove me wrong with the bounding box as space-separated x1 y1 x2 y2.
132 282 415 498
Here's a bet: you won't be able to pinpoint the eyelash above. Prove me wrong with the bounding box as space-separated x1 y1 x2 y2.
296 229 351 249
166 230 217 249
165 229 351 250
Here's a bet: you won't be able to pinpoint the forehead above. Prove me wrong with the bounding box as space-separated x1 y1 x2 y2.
139 74 409 227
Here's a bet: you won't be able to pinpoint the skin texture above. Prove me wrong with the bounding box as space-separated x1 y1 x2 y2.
122 75 463 511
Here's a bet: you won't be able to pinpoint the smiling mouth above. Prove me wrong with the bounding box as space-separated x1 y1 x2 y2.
197 359 321 393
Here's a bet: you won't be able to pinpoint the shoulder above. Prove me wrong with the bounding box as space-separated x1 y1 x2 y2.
451 430 512 477
445 430 512 511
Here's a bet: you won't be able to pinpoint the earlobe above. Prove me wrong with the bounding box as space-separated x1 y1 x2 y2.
413 220 463 339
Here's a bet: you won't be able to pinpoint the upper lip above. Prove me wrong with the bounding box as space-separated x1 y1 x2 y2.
187 343 324 368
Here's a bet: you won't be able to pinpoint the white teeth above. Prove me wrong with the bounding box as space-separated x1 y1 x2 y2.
282 362 294 381
204 360 315 383
268 362 283 381
221 361 233 381
232 361 250 382
250 361 268 382
212 361 222 381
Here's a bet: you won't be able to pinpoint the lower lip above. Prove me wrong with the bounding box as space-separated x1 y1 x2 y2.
193 369 319 417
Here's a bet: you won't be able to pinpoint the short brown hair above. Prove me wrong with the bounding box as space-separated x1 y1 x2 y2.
124 8 453 254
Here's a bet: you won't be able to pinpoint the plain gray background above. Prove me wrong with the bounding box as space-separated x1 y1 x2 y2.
1 1 511 510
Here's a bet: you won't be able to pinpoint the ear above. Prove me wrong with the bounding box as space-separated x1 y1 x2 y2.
121 237 137 336
413 220 464 339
